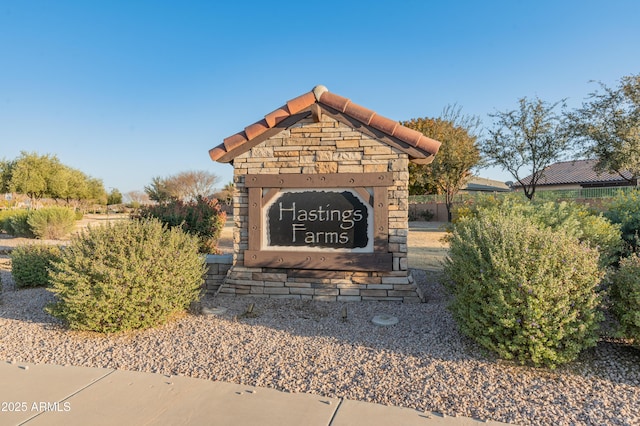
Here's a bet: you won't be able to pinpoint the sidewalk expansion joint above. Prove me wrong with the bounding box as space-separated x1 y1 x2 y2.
19 368 117 425
327 397 344 425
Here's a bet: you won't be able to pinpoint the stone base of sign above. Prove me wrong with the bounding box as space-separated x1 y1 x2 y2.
204 254 234 295
217 266 424 303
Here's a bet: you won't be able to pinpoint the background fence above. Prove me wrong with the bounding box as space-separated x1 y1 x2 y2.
409 186 638 204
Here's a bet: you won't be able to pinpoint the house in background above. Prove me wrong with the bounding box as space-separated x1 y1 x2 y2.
514 159 637 191
461 176 511 193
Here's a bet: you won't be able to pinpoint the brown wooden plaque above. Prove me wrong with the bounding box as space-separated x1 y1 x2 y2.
245 173 392 271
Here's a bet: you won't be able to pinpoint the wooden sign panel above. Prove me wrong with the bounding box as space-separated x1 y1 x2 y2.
244 173 392 271
264 189 373 251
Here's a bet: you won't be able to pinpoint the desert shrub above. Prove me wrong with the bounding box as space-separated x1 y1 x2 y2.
610 254 640 344
27 206 76 239
532 201 622 267
11 244 62 288
444 212 604 368
605 189 640 254
137 196 226 253
1 210 34 238
409 208 435 222
0 210 15 232
454 195 621 267
46 219 205 333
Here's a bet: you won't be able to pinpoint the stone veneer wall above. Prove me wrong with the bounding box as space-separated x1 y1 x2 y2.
204 254 233 295
219 115 423 302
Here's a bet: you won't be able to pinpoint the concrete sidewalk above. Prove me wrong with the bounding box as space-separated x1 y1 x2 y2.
0 361 508 426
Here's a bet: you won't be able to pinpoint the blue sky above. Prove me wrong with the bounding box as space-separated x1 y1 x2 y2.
1 0 639 195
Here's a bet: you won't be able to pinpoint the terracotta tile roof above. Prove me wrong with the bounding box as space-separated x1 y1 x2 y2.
209 85 441 163
518 159 635 186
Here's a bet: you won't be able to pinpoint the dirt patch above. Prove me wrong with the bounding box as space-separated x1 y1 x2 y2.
407 222 449 271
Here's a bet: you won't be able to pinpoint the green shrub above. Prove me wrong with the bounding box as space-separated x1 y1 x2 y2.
605 189 640 254
610 254 640 344
444 212 604 368
0 209 15 233
27 207 77 239
46 219 205 333
137 196 226 253
11 244 62 288
1 210 34 238
454 195 622 267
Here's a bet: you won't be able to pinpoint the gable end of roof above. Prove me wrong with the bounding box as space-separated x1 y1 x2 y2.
209 86 441 163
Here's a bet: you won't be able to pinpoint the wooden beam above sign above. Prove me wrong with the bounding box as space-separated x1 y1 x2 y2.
244 172 393 188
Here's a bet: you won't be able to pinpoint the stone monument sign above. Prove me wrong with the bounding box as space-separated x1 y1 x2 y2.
208 85 440 302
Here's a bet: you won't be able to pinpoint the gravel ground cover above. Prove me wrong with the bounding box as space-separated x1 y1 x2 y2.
1 261 639 425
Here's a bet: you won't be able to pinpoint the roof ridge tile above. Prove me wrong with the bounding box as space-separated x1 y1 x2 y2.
318 92 351 113
286 92 316 115
209 85 441 163
264 106 289 127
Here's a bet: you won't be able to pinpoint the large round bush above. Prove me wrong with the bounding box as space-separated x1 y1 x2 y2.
444 212 604 368
47 219 206 333
610 254 640 344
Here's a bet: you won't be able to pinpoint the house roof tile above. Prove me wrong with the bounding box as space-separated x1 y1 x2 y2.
518 159 635 186
209 85 441 163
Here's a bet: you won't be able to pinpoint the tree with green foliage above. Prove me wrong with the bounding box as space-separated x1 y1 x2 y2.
481 97 570 200
144 176 175 203
2 151 106 204
402 106 482 221
565 73 640 181
107 188 123 205
0 158 15 193
7 152 54 200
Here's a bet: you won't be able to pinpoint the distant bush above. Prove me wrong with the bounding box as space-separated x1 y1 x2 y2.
610 254 640 344
0 210 34 238
408 208 434 221
11 244 62 288
453 195 622 267
444 212 604 368
27 207 76 240
0 210 14 231
605 189 640 254
47 219 205 333
137 196 226 253
1 208 78 240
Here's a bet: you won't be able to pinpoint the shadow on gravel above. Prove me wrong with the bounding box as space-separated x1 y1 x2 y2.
204 267 640 390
